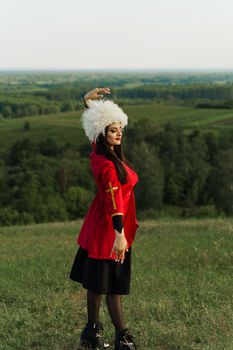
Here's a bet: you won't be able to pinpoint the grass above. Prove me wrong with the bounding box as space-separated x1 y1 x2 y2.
0 112 87 152
1 218 233 349
124 104 233 129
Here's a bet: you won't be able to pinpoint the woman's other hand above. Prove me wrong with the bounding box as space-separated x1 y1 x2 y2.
84 87 111 106
110 228 128 263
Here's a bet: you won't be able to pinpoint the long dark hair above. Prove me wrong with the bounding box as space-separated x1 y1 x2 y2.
95 125 135 184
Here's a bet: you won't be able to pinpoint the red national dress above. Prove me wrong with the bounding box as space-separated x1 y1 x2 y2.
77 142 139 260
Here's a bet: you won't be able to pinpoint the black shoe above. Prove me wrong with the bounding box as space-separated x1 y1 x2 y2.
114 328 137 350
79 322 110 349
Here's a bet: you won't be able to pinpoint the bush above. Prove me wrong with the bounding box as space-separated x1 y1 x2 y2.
180 205 221 218
0 207 34 226
137 208 161 220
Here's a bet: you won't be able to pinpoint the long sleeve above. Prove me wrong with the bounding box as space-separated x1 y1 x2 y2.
100 164 124 218
112 214 123 233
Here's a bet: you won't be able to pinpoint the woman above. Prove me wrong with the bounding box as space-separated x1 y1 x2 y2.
70 88 139 350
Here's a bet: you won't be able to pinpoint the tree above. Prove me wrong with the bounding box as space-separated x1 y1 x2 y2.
13 170 46 221
159 123 186 204
131 141 164 211
24 121 31 131
8 138 38 166
57 159 95 194
61 101 73 112
39 138 62 157
0 160 7 206
212 149 233 215
184 130 211 206
44 194 68 221
65 186 94 219
2 105 12 118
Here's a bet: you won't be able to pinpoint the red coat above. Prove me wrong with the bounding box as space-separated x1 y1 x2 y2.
77 142 139 260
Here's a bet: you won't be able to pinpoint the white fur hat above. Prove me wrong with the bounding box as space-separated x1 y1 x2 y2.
81 99 128 143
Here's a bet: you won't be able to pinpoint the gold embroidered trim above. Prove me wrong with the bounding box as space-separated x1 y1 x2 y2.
106 182 118 209
111 212 124 217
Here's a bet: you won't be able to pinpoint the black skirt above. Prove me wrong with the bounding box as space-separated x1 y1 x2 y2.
69 246 132 295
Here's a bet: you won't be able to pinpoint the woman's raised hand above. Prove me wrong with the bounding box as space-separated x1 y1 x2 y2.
84 87 111 105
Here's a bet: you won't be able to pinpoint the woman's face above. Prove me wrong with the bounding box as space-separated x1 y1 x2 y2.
106 122 123 148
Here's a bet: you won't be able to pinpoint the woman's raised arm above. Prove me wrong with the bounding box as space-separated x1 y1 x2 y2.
84 87 111 107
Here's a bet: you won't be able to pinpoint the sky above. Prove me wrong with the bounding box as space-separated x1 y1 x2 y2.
0 0 233 70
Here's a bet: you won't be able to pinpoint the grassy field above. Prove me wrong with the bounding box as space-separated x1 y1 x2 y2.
0 104 233 151
1 218 233 350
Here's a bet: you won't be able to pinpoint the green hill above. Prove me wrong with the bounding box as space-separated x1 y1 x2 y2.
1 218 233 349
1 104 233 152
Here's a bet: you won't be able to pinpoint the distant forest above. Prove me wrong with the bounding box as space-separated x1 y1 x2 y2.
0 71 233 225
1 120 233 225
0 71 233 119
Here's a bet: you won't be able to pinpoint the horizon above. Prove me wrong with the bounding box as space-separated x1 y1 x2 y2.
1 67 233 73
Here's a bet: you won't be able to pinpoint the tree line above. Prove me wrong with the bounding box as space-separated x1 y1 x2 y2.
0 95 84 118
1 83 233 119
0 121 233 226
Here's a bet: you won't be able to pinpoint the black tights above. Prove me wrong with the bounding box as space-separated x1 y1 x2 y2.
87 290 126 331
